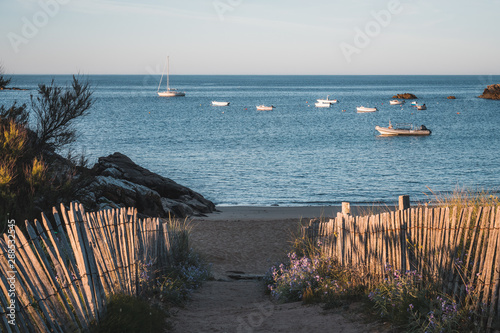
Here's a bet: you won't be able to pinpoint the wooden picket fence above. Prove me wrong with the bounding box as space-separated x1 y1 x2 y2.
303 204 500 331
0 202 181 332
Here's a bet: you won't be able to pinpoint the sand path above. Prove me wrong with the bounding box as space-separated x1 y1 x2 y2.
171 206 391 332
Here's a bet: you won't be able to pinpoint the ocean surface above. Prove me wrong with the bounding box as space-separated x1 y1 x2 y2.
2 75 500 206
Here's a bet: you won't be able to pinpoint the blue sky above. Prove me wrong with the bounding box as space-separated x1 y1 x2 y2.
1 0 499 75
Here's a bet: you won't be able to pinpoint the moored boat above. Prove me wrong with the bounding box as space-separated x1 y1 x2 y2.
256 105 275 111
317 95 338 104
212 101 230 106
357 106 378 113
375 121 431 136
416 104 427 110
390 100 405 105
315 102 330 108
157 56 185 97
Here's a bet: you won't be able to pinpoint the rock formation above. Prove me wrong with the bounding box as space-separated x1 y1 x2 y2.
447 96 456 99
76 152 215 218
479 84 500 100
392 93 418 99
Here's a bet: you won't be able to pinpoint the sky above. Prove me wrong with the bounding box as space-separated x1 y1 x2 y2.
0 0 499 75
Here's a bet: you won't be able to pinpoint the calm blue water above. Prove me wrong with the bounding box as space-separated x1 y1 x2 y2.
2 75 500 206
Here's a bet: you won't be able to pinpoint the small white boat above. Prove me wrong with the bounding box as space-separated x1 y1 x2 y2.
157 56 185 97
212 101 230 106
375 121 431 136
256 105 275 111
390 100 405 105
411 101 418 105
416 104 427 110
357 106 378 113
315 102 330 108
317 95 338 104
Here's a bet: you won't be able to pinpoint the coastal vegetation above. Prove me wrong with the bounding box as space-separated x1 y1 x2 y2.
0 64 12 89
0 75 93 231
265 192 499 332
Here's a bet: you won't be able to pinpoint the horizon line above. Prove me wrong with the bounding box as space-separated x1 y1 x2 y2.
6 73 500 76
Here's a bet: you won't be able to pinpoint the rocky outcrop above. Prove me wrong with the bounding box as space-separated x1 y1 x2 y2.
0 87 28 91
392 93 418 99
447 96 456 99
77 152 215 218
479 84 500 100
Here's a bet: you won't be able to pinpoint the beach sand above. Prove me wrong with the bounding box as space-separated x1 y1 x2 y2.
171 205 393 332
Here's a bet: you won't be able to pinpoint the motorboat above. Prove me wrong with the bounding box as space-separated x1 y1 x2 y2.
390 100 405 105
315 102 331 108
357 106 378 113
157 56 185 97
416 104 427 110
212 101 230 106
256 105 275 111
375 121 431 136
317 95 338 104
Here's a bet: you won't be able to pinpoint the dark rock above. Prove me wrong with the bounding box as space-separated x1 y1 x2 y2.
392 93 418 99
447 96 456 99
77 152 215 218
479 84 500 100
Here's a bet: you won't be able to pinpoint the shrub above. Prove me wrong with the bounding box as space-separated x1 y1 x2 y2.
0 75 93 230
91 294 169 333
0 63 11 89
265 252 364 305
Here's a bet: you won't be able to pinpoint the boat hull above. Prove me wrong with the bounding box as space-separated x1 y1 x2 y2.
256 105 274 111
212 101 230 106
375 126 431 136
357 106 377 112
158 90 185 97
315 102 330 107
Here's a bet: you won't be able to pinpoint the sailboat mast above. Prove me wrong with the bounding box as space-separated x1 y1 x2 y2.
166 56 170 91
157 55 168 92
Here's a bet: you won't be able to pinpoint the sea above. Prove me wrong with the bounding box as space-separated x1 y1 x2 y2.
2 75 499 207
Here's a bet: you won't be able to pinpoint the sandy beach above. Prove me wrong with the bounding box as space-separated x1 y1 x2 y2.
171 205 393 332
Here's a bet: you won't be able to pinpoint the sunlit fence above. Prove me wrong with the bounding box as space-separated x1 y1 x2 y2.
0 202 179 332
303 204 500 330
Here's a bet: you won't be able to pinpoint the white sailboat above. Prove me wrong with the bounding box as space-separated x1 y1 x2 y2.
157 56 185 97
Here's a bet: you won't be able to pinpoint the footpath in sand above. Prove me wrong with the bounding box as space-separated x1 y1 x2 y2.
171 206 391 333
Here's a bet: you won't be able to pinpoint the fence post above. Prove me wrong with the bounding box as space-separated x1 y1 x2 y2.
399 195 410 210
342 202 351 215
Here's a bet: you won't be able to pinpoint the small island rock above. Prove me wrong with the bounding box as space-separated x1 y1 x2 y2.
447 96 456 99
479 84 500 100
392 93 418 99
